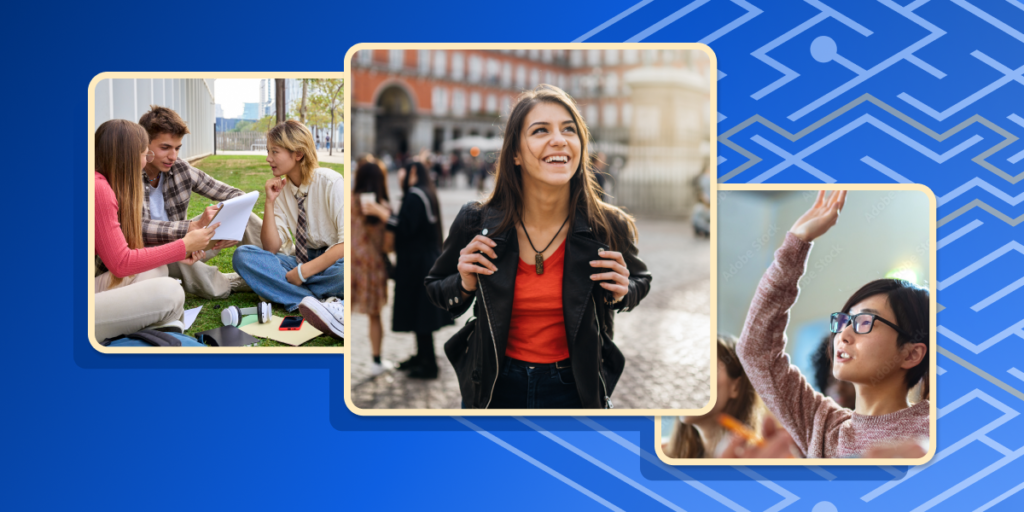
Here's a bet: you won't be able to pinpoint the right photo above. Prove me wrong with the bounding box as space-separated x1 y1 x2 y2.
660 186 936 464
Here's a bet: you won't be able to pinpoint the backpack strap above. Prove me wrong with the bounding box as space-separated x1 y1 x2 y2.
101 329 183 347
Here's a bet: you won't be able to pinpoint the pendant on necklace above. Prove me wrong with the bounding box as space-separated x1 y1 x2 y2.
535 253 544 275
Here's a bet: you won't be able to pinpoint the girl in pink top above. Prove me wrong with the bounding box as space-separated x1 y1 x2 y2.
93 120 217 340
737 191 930 459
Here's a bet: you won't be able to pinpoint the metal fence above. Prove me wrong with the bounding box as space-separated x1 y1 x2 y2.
600 145 705 218
215 131 268 152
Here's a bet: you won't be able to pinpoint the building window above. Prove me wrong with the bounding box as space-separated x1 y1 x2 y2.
587 50 601 67
418 50 431 75
433 50 447 79
357 50 372 66
557 74 566 91
643 50 659 65
544 71 554 86
529 49 540 61
486 94 497 113
605 49 620 66
452 88 466 117
584 104 599 127
469 54 483 83
571 75 581 97
515 49 526 58
530 68 540 87
501 95 512 117
623 102 633 129
623 49 639 65
389 50 404 71
516 65 526 90
452 52 465 81
470 91 482 113
432 87 448 116
570 50 584 68
603 103 618 127
487 58 500 85
542 49 552 63
605 73 619 97
501 62 512 88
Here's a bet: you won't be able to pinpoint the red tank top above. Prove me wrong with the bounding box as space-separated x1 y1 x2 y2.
505 238 570 363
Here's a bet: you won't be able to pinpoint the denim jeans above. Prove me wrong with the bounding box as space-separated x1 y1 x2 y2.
488 357 583 409
232 245 344 311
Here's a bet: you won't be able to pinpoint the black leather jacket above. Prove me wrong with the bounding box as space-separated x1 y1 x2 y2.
425 202 652 408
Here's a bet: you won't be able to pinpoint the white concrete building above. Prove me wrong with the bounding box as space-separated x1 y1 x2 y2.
94 78 215 161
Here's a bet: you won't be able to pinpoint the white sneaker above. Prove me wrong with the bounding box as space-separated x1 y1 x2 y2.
226 272 252 293
148 319 184 333
370 359 394 376
299 296 344 339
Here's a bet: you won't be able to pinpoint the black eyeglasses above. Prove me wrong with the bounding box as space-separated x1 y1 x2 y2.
830 312 908 337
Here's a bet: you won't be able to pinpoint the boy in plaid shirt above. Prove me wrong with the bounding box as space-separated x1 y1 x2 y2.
139 106 264 299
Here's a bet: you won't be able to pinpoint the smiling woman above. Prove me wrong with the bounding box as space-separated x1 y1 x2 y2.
424 84 653 410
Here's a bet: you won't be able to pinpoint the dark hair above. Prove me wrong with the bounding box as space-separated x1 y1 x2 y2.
402 161 443 247
830 279 930 397
138 105 189 141
666 335 763 458
812 335 833 394
354 161 389 203
483 84 637 252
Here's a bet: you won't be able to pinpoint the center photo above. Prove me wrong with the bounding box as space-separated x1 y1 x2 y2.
344 44 717 414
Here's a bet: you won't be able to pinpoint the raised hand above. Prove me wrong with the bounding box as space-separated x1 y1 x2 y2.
790 190 847 243
457 235 498 293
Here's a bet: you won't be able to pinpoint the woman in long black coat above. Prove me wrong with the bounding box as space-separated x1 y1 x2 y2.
385 161 452 378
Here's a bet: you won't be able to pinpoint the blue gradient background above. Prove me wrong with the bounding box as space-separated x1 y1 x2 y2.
6 0 1023 510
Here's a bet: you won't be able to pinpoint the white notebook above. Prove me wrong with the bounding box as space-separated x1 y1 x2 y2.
208 190 259 241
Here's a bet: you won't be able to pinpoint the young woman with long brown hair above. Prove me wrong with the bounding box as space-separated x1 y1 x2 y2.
352 157 394 374
93 119 218 341
664 335 763 458
424 85 652 409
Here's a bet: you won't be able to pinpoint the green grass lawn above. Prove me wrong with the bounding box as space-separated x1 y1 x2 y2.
182 155 344 347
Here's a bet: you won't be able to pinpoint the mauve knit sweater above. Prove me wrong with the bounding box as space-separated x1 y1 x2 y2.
737 232 929 458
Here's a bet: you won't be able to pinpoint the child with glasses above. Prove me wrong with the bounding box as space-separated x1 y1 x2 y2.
736 191 930 458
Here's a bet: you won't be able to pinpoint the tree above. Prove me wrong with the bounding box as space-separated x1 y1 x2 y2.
299 79 309 124
276 79 286 124
309 79 344 156
250 115 277 133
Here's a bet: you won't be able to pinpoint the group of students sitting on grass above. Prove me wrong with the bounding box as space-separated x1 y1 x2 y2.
94 106 344 344
666 191 931 459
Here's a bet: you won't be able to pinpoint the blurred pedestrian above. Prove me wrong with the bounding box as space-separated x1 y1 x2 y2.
425 85 652 409
664 335 764 458
370 161 453 379
353 157 394 376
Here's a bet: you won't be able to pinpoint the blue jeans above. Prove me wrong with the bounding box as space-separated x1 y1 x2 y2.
232 245 344 311
488 357 583 409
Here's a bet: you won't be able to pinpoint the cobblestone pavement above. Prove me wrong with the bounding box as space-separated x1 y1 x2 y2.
350 179 711 410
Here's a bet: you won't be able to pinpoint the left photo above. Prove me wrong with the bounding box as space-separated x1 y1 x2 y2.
89 75 345 350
